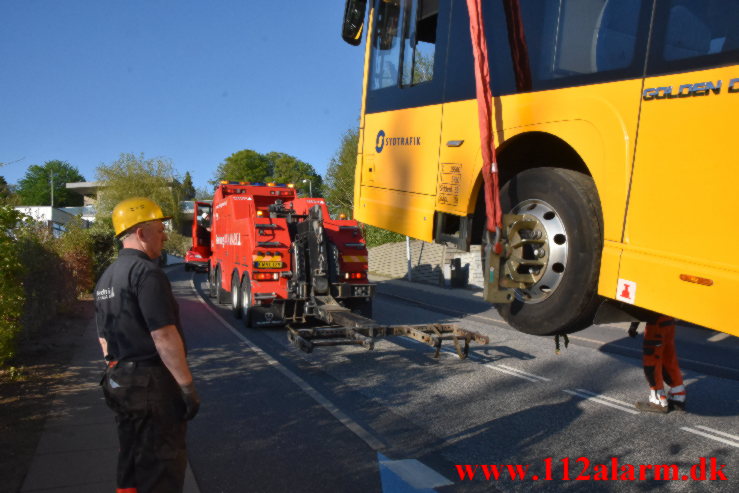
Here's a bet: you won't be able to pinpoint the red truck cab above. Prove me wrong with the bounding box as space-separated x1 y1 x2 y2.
185 201 212 272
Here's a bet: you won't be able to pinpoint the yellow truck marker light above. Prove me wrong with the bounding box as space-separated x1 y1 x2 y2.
342 255 368 263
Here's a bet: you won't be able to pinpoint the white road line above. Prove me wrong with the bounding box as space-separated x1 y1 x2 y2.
189 277 386 451
484 363 540 383
681 427 739 448
563 389 639 415
498 364 551 382
695 426 739 443
575 388 634 408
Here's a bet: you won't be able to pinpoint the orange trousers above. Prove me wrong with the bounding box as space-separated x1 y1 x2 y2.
642 316 683 390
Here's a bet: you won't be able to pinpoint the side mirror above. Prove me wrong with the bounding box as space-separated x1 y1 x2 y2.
342 0 368 46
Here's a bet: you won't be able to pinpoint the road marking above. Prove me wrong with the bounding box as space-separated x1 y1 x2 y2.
483 363 540 383
438 347 550 383
378 453 452 491
189 277 386 451
695 426 739 443
575 388 634 408
563 389 639 415
498 364 551 382
681 427 739 448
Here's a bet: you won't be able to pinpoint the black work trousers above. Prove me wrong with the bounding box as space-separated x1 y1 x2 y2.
102 364 187 493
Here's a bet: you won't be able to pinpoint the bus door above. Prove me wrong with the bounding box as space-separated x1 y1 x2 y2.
358 0 448 241
621 0 739 331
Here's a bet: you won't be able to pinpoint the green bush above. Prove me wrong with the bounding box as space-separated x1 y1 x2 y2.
361 224 405 248
87 219 117 281
165 230 190 257
55 217 95 298
15 221 75 337
1 208 105 366
0 207 26 366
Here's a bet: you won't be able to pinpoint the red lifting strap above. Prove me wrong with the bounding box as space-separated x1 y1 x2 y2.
466 0 502 235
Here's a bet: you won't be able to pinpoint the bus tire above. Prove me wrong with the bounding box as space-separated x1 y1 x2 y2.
215 267 228 305
241 275 253 328
494 167 603 335
231 271 242 318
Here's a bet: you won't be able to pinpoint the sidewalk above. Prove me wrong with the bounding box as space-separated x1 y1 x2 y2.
20 315 199 493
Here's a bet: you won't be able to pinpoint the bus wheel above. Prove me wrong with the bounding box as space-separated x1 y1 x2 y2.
215 267 228 305
492 167 603 335
231 272 242 318
241 275 253 328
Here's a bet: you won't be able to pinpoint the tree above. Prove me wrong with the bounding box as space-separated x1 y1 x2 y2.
211 149 271 184
194 186 213 200
16 160 85 207
181 171 196 200
0 176 17 205
324 128 359 216
95 153 182 229
266 152 323 197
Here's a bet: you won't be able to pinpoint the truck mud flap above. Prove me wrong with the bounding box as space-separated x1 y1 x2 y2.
250 305 287 328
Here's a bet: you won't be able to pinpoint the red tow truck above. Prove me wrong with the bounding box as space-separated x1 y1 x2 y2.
184 201 212 272
207 181 374 328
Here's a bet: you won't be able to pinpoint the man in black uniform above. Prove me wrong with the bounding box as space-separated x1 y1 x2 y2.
96 197 200 493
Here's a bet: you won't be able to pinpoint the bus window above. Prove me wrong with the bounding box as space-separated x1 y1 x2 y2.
402 0 438 85
517 0 647 87
370 0 438 90
648 0 739 74
371 0 402 90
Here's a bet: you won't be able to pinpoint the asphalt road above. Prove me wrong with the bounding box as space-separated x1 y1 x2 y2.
169 266 739 492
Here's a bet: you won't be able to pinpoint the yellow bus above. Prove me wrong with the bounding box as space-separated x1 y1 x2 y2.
341 0 739 336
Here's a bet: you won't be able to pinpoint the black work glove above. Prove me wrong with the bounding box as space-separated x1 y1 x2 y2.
180 382 201 421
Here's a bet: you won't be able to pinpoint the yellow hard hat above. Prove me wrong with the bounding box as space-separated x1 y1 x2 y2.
112 197 172 237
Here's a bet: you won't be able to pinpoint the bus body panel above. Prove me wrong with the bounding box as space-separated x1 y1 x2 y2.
617 65 739 335
349 0 738 334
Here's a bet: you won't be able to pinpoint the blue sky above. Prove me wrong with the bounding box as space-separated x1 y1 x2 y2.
0 1 365 190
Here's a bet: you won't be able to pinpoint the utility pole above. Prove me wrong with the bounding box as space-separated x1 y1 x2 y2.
50 170 54 207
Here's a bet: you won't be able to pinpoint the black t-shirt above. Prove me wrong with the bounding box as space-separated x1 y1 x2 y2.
95 248 184 362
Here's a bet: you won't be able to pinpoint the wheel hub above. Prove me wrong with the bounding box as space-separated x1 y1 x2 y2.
505 199 568 304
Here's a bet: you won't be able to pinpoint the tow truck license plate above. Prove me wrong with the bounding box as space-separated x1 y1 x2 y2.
257 261 282 269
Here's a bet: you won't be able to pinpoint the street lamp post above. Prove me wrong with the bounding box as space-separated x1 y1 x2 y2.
302 178 312 197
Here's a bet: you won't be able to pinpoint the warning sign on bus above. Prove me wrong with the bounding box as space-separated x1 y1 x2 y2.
616 279 636 304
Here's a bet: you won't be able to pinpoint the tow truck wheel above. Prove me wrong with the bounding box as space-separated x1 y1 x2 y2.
215 267 228 305
231 272 242 318
208 267 217 299
492 167 603 336
241 275 253 328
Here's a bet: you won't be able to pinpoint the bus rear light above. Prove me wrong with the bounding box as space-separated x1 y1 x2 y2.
256 210 264 217
253 272 279 281
344 272 366 280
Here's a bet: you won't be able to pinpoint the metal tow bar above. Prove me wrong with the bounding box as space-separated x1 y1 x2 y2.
286 322 489 359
